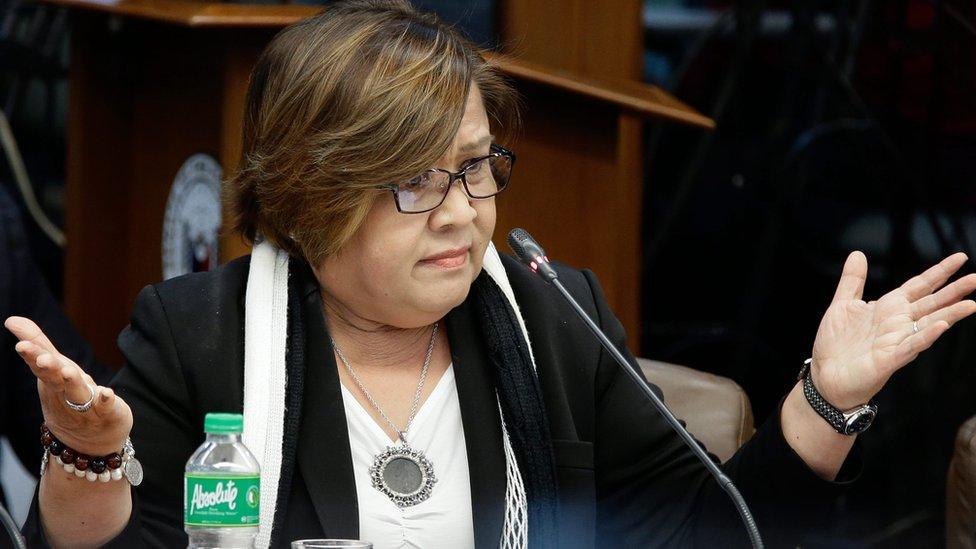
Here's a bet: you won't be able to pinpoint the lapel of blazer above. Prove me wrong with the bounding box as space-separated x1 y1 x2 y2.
293 262 360 539
445 297 508 549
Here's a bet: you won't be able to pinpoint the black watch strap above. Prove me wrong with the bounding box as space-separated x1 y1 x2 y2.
798 359 878 435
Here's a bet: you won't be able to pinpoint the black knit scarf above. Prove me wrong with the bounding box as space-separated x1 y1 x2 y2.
471 271 560 548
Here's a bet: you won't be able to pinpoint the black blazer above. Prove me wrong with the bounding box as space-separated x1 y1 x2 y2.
24 254 857 548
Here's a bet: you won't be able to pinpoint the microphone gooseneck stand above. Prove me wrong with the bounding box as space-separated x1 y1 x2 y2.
507 228 764 549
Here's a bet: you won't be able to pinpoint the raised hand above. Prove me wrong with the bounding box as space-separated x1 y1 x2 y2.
5 316 132 456
810 252 976 409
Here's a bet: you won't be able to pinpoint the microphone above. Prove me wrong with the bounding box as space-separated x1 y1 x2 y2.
506 228 764 549
507 228 559 283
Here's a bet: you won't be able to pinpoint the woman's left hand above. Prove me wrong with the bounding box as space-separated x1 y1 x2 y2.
811 251 976 409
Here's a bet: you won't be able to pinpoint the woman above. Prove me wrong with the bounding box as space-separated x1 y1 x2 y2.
7 1 976 547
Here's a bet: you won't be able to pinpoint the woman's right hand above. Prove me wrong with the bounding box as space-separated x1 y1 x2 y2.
5 316 132 456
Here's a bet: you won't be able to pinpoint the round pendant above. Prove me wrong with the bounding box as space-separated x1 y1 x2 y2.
123 457 144 486
369 445 436 508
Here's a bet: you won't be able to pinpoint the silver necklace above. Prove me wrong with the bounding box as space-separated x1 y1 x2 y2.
331 323 439 508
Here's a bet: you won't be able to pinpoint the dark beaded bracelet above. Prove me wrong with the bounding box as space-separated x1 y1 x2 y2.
40 424 124 482
48 439 64 456
90 459 107 475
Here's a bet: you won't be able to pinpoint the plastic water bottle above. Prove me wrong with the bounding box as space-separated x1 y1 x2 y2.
185 413 261 549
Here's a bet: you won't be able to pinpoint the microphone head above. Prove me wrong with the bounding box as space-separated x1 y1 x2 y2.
507 228 546 262
507 228 558 281
507 228 532 261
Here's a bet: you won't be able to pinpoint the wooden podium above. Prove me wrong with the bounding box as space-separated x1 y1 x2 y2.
41 0 712 364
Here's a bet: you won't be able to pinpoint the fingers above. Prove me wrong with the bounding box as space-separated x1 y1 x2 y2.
832 251 868 303
15 340 59 382
31 349 67 390
892 320 950 370
917 300 976 331
12 329 92 394
911 273 976 318
4 316 58 355
60 359 95 407
10 317 69 387
93 387 117 419
901 252 969 302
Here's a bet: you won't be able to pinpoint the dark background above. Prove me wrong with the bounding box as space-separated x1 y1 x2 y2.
1 0 973 546
639 1 976 546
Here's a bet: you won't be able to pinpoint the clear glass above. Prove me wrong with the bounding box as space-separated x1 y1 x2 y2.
185 432 261 549
386 145 515 213
291 541 373 549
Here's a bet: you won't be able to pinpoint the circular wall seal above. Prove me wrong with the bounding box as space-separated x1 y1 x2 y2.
162 154 222 280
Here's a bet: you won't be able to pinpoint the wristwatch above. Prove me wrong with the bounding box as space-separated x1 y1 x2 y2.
798 358 878 436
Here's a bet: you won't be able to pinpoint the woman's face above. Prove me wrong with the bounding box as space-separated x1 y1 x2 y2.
316 84 497 328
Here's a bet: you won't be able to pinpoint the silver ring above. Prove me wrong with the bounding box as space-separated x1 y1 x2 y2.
912 320 920 334
64 383 96 413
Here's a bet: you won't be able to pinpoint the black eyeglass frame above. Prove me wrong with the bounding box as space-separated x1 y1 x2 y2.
380 143 516 214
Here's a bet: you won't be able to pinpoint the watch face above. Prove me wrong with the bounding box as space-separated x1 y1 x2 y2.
844 407 877 435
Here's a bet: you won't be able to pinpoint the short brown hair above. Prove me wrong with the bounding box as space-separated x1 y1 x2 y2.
227 0 519 265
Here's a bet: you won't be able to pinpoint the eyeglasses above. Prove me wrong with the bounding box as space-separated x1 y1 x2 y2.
381 144 515 214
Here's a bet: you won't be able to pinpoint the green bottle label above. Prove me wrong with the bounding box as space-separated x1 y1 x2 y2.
184 474 260 527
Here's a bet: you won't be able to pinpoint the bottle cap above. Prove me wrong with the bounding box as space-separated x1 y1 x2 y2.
204 413 244 434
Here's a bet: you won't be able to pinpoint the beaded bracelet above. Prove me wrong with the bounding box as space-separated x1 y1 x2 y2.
40 424 135 483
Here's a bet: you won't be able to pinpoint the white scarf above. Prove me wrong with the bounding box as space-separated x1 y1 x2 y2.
243 239 533 548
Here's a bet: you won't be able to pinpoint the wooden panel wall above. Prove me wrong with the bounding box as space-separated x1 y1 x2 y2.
500 0 642 79
498 0 646 351
64 14 273 363
218 30 266 263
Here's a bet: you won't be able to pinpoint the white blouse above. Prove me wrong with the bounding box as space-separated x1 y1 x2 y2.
340 364 476 549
